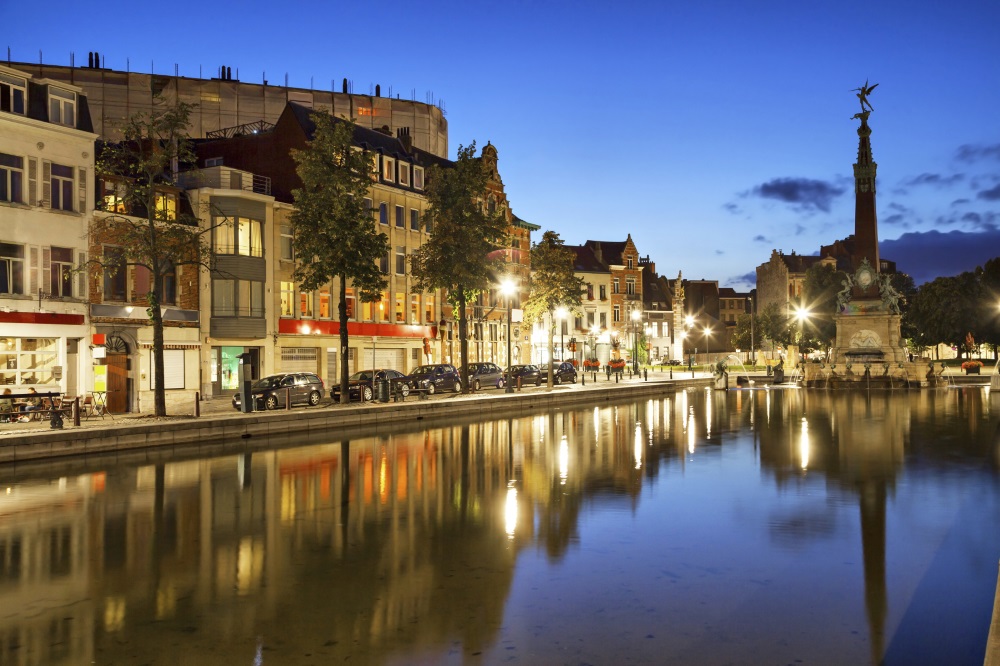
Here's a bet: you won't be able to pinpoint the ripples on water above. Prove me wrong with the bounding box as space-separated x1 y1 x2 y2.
0 388 998 665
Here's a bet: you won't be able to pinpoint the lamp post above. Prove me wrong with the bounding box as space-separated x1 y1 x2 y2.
555 306 568 362
703 325 712 373
630 308 641 374
501 279 515 393
748 296 755 369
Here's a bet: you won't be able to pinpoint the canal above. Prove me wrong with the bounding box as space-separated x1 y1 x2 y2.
0 387 998 665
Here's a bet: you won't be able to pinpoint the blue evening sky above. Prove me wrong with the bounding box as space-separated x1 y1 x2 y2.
5 0 999 287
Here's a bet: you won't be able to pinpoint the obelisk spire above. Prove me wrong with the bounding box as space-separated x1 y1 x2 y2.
851 81 880 272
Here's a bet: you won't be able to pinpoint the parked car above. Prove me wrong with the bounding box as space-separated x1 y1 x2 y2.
330 368 411 402
502 364 542 387
467 362 504 390
539 361 578 385
232 372 325 411
408 363 462 394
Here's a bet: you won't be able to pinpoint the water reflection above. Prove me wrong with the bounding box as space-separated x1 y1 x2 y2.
0 388 997 664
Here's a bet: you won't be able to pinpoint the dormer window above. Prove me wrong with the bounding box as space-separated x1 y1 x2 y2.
0 73 27 115
413 166 424 190
382 156 395 183
627 255 634 269
398 161 410 187
48 87 76 127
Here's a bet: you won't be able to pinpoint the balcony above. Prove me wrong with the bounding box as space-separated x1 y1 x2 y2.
179 166 271 196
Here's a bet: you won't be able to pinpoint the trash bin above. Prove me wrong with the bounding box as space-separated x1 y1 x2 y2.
773 367 784 384
377 379 390 402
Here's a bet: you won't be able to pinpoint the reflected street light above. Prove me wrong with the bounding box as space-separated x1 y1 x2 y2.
703 325 712 371
501 278 516 393
555 306 568 363
795 306 810 366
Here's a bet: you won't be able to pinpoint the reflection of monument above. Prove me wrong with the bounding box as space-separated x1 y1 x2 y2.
805 85 938 387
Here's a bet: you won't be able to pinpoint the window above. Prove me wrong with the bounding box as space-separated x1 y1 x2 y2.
48 88 76 127
0 242 24 294
395 292 404 322
587 312 595 327
398 161 410 187
49 163 74 211
379 202 388 225
599 285 607 300
413 166 424 190
395 246 406 274
103 246 126 300
101 179 126 213
300 291 313 318
155 191 177 221
586 283 594 300
280 282 294 317
410 208 420 231
0 73 27 115
364 197 373 219
410 294 419 324
382 156 395 182
161 260 177 305
213 279 234 316
49 247 74 297
425 295 434 322
0 337 58 386
379 291 390 322
599 312 607 328
612 278 620 295
280 225 294 261
369 155 379 181
214 217 262 256
613 305 621 323
379 252 389 274
627 255 634 269
345 287 356 319
0 154 23 203
626 277 635 295
395 205 404 228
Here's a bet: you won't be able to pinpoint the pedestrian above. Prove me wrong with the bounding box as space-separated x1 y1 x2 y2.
0 388 11 422
20 387 41 422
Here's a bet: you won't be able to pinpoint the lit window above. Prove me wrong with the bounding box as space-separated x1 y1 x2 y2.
236 218 262 257
395 292 405 322
214 218 235 254
382 156 395 182
398 161 410 187
424 295 434 322
48 87 76 127
101 179 126 213
279 282 294 317
413 166 424 190
155 191 177 221
0 154 24 203
0 242 25 294
213 280 235 316
300 290 313 318
0 73 27 115
319 288 331 318
410 294 419 324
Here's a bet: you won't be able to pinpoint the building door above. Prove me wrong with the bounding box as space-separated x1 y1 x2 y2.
105 353 128 413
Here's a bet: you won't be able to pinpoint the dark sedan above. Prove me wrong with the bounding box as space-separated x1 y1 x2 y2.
232 372 325 411
539 361 578 385
502 364 542 387
408 364 462 394
331 369 411 402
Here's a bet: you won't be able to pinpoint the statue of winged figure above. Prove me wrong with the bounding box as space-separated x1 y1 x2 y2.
853 80 879 113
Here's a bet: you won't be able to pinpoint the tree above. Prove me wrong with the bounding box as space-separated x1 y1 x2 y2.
289 112 387 403
758 301 795 356
93 100 212 416
410 142 509 393
731 312 760 361
523 231 585 387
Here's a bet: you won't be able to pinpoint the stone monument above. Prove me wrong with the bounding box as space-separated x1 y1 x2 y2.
804 84 943 388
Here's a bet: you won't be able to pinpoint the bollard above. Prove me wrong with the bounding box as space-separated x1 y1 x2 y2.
194 391 201 417
670 368 673 379
286 387 291 410
615 372 619 383
582 373 585 386
73 396 81 426
644 369 648 381
517 376 522 391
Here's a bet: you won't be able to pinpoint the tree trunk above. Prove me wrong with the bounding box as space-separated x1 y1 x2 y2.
458 289 469 394
547 310 555 388
150 291 167 416
338 275 350 404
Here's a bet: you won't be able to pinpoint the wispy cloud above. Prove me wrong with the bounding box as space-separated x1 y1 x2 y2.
976 183 1000 201
746 178 845 213
753 234 771 243
900 172 964 188
955 143 1000 163
726 271 757 289
881 228 1000 284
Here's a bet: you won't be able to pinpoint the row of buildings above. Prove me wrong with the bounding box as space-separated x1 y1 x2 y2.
1 58 754 414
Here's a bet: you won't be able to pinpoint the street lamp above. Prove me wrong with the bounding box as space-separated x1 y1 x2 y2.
703 325 712 371
630 309 641 373
794 306 810 366
501 278 515 393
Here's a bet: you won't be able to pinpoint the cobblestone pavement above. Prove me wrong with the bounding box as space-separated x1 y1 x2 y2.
0 368 719 437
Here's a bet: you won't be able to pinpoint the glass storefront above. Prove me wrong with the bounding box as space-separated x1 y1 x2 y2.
0 337 59 386
211 346 260 396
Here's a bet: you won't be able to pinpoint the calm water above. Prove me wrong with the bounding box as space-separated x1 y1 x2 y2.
1 387 998 665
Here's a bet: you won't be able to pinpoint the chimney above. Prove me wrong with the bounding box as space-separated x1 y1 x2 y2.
396 127 412 152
